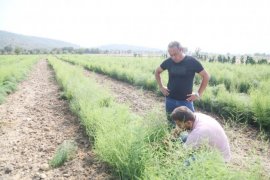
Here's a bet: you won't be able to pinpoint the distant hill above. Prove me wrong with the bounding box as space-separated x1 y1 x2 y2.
0 30 80 50
97 44 164 52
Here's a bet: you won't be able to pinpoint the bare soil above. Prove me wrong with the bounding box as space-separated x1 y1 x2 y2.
84 70 164 116
0 60 112 180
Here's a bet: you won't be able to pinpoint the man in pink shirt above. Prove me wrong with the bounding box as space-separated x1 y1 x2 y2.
171 106 231 162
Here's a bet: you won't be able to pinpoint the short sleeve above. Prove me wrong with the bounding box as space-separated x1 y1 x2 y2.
192 58 204 73
160 59 170 70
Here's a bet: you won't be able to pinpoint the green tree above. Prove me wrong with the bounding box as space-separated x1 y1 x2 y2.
217 55 223 63
4 45 13 54
231 56 236 64
246 56 256 64
15 47 22 55
257 59 268 64
195 47 201 59
240 56 245 64
227 56 231 63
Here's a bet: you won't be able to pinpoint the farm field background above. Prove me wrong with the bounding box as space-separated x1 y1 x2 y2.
59 54 270 132
0 55 269 179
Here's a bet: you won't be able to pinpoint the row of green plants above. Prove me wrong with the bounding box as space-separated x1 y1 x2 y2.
59 55 270 94
201 62 270 94
0 55 39 104
48 56 264 179
58 55 270 132
0 55 29 65
59 55 159 91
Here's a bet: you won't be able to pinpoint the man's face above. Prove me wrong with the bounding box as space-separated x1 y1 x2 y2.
175 120 192 131
168 47 182 62
175 120 186 130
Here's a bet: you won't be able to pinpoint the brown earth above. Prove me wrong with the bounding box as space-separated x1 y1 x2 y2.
83 70 164 117
0 60 113 180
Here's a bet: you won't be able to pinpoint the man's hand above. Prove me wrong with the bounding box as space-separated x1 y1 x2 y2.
160 86 170 96
186 92 200 102
172 127 181 138
163 127 184 147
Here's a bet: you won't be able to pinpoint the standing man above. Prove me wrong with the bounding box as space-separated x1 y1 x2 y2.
155 41 210 124
171 106 231 162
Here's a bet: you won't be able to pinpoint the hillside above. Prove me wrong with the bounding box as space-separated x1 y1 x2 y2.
0 30 80 50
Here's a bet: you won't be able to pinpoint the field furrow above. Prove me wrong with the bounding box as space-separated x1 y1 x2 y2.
0 60 111 179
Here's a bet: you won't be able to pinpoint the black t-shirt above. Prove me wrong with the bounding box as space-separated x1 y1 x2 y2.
160 56 204 100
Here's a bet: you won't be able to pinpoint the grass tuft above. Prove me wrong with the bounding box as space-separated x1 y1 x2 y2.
49 140 77 168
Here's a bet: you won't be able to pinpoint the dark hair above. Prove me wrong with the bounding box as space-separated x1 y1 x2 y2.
168 41 183 49
170 106 195 122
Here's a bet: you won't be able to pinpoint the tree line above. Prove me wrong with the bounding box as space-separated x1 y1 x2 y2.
193 48 269 65
1 45 269 65
0 46 104 55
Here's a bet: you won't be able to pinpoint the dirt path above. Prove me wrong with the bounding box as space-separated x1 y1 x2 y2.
84 69 270 176
84 70 164 116
0 60 112 180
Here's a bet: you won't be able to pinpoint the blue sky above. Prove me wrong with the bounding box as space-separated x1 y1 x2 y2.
0 0 269 54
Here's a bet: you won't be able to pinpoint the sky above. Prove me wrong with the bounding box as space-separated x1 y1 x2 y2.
0 0 270 54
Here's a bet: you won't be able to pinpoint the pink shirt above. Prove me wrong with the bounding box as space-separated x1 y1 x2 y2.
185 113 231 162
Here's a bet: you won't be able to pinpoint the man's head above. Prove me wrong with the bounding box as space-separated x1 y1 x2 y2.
168 41 184 62
170 106 195 130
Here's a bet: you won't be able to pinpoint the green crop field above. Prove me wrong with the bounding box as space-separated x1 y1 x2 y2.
0 55 268 179
0 55 39 103
58 54 270 132
48 56 265 179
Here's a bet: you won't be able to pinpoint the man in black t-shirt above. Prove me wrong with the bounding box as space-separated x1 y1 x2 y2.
155 41 210 125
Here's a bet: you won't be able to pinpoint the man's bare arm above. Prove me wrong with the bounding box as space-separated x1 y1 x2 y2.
155 67 170 96
197 69 210 97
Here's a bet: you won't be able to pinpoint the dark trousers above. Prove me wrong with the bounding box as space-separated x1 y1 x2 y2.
166 97 195 126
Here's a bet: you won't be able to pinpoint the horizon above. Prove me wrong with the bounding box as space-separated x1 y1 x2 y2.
2 29 270 56
1 29 270 56
0 0 270 54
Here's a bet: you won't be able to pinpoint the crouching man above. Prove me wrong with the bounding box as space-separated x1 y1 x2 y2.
171 106 231 162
